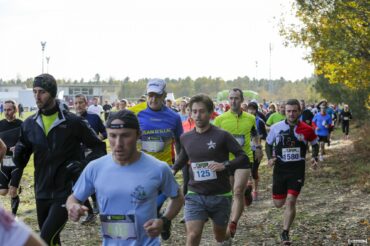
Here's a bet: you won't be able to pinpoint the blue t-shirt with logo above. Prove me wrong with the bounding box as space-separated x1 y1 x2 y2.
312 113 332 137
73 152 180 246
137 106 183 165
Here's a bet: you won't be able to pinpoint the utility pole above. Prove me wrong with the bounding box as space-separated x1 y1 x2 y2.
41 41 47 73
46 56 50 73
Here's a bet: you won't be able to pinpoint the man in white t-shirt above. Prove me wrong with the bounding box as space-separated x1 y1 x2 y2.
0 206 46 246
87 97 104 116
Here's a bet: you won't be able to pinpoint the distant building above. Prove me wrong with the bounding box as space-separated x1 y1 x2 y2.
57 83 120 105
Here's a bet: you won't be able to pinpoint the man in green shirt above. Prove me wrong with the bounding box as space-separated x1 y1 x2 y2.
214 88 263 240
266 102 286 127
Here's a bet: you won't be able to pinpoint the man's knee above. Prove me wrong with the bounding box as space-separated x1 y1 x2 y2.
233 185 245 197
273 199 285 208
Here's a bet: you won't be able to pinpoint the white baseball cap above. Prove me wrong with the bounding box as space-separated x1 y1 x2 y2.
146 79 166 95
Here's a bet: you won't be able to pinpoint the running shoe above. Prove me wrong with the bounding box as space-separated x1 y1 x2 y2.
244 185 253 206
280 230 292 245
218 237 232 246
228 221 237 238
319 155 324 162
81 214 95 225
252 191 258 201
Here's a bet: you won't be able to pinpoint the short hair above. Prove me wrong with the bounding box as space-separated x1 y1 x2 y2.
4 100 17 111
229 88 244 101
286 99 301 111
189 94 214 113
74 94 87 102
120 99 128 104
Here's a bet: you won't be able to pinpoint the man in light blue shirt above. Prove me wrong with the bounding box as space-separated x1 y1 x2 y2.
66 110 184 246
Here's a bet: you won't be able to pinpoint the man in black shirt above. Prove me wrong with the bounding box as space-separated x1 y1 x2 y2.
102 100 112 121
300 100 314 126
0 100 23 215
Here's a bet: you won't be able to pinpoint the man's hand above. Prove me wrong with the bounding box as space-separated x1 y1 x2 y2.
67 203 89 222
208 162 225 172
267 158 276 167
143 219 163 238
255 148 263 162
8 186 18 197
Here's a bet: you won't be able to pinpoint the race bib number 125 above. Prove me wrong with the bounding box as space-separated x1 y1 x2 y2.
191 161 217 181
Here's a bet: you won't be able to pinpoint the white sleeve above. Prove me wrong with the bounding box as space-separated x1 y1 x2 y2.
0 219 31 246
266 126 276 145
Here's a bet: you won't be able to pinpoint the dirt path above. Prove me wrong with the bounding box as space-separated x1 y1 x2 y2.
1 129 369 245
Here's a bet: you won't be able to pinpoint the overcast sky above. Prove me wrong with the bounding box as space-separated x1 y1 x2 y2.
0 0 313 82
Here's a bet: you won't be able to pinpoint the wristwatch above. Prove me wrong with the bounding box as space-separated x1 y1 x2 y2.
160 215 170 225
223 161 231 168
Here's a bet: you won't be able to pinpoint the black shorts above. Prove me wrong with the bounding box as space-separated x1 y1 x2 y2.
252 151 261 180
318 136 329 143
0 165 15 189
272 167 305 200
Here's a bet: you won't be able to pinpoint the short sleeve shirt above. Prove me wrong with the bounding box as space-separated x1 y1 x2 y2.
137 106 183 165
73 152 180 246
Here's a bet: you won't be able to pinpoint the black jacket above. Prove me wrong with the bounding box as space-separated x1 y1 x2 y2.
12 101 106 199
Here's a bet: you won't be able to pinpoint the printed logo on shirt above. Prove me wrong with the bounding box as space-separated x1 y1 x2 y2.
207 140 216 149
131 185 147 204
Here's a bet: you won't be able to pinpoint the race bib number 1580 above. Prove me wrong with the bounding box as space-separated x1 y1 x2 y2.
282 148 301 162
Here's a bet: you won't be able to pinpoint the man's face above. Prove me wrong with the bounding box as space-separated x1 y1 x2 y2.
285 104 300 124
93 98 99 105
108 120 139 163
147 92 164 111
74 97 87 115
33 87 54 110
191 102 211 129
180 101 187 111
119 101 127 110
229 90 243 113
247 108 256 116
279 104 286 115
166 100 172 108
4 103 16 121
300 101 306 110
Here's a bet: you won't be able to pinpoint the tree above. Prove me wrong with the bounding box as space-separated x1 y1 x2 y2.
281 0 369 90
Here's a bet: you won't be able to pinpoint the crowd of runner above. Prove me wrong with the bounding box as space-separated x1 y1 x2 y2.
0 74 353 246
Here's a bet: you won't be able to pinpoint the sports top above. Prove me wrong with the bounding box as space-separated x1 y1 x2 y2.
213 110 256 162
137 106 183 165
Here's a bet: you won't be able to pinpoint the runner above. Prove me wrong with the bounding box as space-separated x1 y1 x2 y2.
265 99 319 245
214 88 262 239
87 96 104 116
0 100 23 215
266 103 286 127
102 100 112 121
339 104 352 140
312 103 332 161
0 205 47 246
178 99 188 122
265 103 277 121
66 110 183 245
247 101 267 201
299 100 314 126
137 78 183 240
173 94 248 246
13 74 106 246
74 94 108 222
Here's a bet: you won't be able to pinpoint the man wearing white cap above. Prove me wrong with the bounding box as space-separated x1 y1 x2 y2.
136 79 184 240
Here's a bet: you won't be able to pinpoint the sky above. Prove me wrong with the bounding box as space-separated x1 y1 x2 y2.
0 0 313 82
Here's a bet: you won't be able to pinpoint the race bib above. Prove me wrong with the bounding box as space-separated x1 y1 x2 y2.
100 215 137 240
2 156 15 167
233 134 245 146
141 137 165 153
281 148 301 162
191 161 217 181
343 117 349 120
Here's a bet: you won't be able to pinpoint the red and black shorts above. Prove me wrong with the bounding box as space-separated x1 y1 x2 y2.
272 168 305 200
